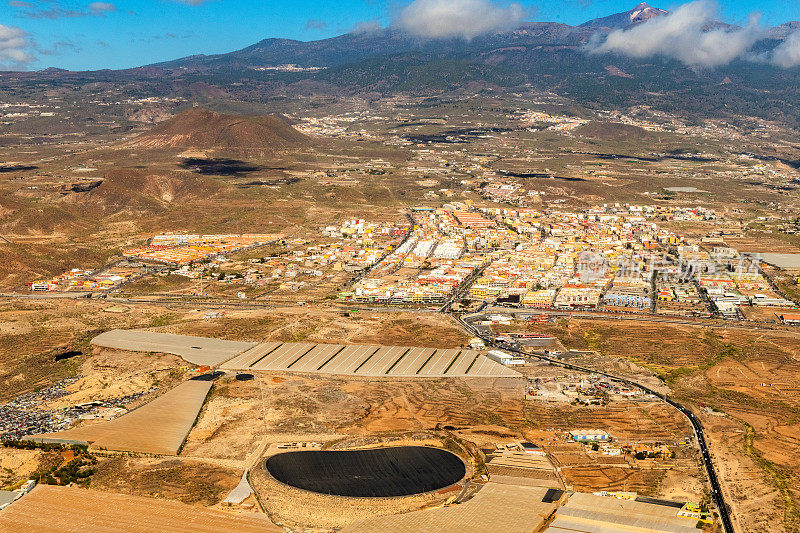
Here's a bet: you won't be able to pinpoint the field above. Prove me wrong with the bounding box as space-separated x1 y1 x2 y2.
0 484 282 532
222 341 519 378
0 296 716 530
38 379 213 455
3 93 800 530
90 457 241 506
342 483 558 533
509 316 800 532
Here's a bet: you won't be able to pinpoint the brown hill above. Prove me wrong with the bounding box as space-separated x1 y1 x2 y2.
80 168 222 211
125 107 310 153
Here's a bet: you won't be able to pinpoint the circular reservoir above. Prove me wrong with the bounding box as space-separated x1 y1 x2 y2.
265 446 466 497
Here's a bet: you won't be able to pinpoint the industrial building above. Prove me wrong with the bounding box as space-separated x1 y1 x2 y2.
544 492 700 532
569 429 611 442
486 350 526 366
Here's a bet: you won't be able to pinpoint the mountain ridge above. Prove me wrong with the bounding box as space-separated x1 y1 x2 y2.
578 2 669 29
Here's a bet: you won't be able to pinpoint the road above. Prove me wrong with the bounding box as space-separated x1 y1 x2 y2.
453 312 735 533
476 305 795 334
438 260 491 313
341 212 416 292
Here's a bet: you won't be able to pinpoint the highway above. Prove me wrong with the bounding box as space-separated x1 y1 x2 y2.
453 312 735 533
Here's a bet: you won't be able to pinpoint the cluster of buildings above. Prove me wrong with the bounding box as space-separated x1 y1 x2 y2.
341 207 494 304
515 110 588 132
699 272 794 318
464 206 681 311
333 201 798 320
122 233 281 265
603 275 652 311
294 111 380 139
241 225 405 290
460 204 796 319
338 203 744 312
28 266 140 293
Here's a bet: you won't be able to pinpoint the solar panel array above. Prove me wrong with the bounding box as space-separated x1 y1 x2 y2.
221 342 520 378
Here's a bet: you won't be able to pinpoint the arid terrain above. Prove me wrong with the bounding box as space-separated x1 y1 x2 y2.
3 32 800 531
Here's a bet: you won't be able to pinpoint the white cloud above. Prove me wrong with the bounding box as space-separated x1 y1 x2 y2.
396 0 526 40
771 31 800 68
88 2 116 14
588 0 764 68
0 24 34 69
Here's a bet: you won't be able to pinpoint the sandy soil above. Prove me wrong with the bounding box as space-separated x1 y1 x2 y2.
164 307 469 348
519 315 800 531
50 348 185 408
0 298 194 401
90 456 241 506
0 448 42 489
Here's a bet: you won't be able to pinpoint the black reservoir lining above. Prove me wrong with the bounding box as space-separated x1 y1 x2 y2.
265 446 466 497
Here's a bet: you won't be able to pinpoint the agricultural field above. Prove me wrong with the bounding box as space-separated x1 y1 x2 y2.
4 75 800 533
501 316 800 532
38 378 214 455
0 484 281 532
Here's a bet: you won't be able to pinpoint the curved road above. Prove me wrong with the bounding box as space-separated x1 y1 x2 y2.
454 312 734 533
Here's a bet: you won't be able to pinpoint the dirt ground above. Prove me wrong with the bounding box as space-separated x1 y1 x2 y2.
0 298 193 401
4 297 785 530
182 374 524 460
163 307 470 348
0 299 468 403
50 347 185 409
510 316 800 532
90 456 241 506
522 401 692 442
182 375 367 461
0 447 42 490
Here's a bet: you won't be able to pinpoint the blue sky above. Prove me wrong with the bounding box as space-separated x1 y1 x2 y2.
1 0 798 71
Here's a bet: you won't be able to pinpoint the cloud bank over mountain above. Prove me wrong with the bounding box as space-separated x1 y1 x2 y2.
396 0 527 39
588 0 764 67
772 31 800 68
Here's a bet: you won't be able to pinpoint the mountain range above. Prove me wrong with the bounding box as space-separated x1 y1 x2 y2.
3 4 800 127
578 2 668 28
149 3 793 72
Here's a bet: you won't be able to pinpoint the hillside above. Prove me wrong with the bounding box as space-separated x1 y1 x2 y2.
3 4 800 126
125 108 310 153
